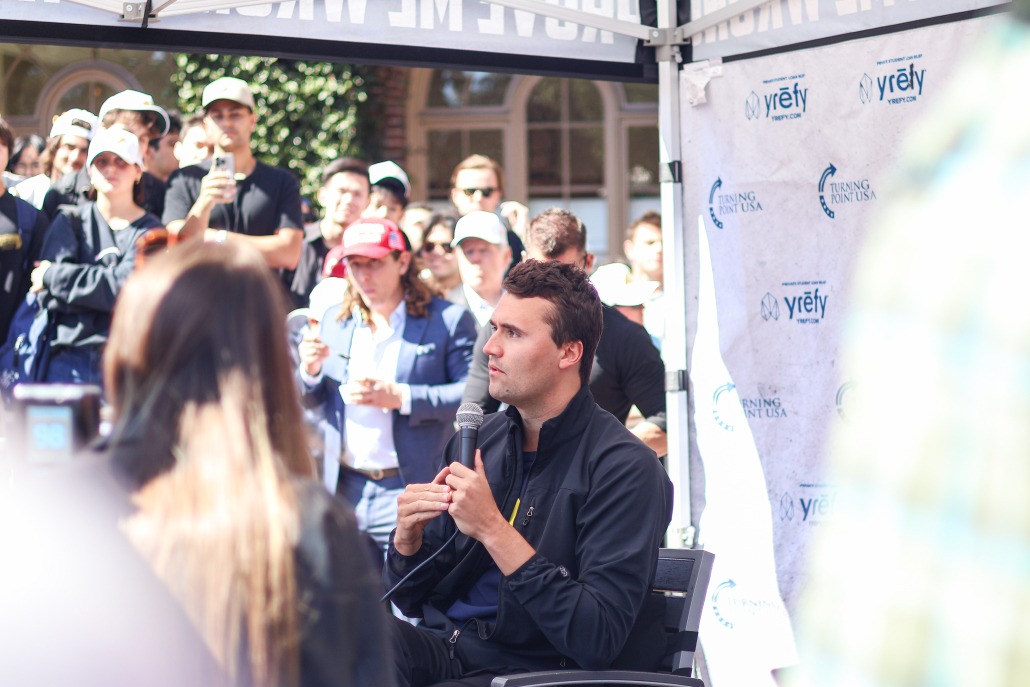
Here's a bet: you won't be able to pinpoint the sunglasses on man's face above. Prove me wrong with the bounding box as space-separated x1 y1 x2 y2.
459 187 496 199
421 241 454 254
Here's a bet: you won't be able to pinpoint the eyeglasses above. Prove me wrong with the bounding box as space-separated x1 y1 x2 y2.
459 187 496 199
421 241 454 254
134 227 176 267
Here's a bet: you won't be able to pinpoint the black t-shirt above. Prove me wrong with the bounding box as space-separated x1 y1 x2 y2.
283 221 332 309
163 159 303 237
41 167 167 222
0 192 49 343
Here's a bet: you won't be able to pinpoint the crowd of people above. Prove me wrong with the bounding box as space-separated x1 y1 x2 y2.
0 74 675 686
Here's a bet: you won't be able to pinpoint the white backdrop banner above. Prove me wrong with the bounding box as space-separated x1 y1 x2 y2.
681 13 999 683
689 0 1008 61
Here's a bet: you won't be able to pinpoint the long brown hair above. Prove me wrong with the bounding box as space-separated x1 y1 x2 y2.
338 248 435 324
105 240 314 687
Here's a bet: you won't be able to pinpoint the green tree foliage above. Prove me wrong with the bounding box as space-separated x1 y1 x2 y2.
173 54 379 199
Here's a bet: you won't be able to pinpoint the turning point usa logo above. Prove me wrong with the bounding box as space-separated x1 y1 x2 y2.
708 177 764 229
818 163 877 219
860 55 926 106
745 73 808 122
761 281 828 325
711 383 789 432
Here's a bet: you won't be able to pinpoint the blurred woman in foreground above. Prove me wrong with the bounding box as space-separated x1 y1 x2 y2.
104 239 394 687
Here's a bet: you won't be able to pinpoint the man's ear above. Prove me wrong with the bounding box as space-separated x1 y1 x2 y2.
557 340 584 372
396 251 412 273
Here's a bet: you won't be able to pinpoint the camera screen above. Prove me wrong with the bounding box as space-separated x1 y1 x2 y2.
25 404 74 463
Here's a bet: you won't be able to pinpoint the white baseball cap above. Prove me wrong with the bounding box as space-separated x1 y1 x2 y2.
87 127 143 169
369 161 411 198
202 77 256 111
451 210 508 248
98 90 170 136
49 109 99 141
590 263 658 307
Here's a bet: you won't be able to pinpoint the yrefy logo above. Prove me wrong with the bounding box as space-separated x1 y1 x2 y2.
861 60 926 106
745 75 808 122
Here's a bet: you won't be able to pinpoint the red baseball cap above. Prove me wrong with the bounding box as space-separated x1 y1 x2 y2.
341 218 408 259
322 245 348 278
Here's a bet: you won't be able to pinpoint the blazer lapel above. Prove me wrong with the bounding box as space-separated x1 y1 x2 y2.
395 314 428 384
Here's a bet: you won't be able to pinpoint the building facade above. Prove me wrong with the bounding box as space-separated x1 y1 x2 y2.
1 46 658 260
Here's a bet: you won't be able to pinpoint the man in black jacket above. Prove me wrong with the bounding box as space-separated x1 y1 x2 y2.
462 208 667 457
386 260 673 687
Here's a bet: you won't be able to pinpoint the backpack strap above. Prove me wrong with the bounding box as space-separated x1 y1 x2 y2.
14 197 39 273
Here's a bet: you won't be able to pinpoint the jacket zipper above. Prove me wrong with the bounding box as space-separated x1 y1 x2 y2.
448 619 476 660
521 505 535 528
448 628 460 659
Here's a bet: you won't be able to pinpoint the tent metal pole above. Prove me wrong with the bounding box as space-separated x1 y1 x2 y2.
657 0 692 549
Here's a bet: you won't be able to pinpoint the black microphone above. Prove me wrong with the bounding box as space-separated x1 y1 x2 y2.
456 402 484 468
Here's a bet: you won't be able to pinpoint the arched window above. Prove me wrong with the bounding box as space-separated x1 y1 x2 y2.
0 44 175 137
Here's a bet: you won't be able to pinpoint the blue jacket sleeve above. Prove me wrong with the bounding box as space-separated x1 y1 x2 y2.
39 213 137 314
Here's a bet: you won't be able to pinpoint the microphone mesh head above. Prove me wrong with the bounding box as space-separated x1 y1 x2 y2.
456 402 484 429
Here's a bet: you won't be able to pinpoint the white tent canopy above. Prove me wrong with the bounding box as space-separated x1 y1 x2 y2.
0 0 1013 682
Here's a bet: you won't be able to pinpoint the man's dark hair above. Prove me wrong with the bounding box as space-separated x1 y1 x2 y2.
503 259 602 387
626 210 661 242
526 207 587 259
149 111 183 151
101 110 164 141
0 117 14 156
321 157 369 188
372 182 408 211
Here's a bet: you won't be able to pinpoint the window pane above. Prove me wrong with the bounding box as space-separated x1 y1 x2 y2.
428 71 468 108
527 78 561 123
568 80 602 122
528 129 561 187
468 130 504 167
569 128 604 186
429 70 511 108
56 82 118 119
428 130 464 198
6 60 49 116
623 83 659 104
627 126 659 196
465 72 512 107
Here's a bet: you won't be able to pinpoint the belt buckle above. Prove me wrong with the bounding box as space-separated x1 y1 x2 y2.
367 467 385 481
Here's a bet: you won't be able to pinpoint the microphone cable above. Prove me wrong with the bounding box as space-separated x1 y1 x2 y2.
380 403 484 604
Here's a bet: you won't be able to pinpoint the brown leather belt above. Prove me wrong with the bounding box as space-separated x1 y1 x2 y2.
340 465 400 481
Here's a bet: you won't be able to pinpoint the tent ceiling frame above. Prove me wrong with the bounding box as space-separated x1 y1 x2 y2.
66 0 769 44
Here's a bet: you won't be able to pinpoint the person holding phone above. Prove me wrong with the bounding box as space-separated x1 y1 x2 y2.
163 77 304 270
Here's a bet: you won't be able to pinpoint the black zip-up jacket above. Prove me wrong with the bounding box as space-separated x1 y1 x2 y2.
385 385 673 676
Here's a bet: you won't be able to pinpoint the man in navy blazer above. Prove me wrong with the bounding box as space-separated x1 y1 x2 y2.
299 218 476 559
